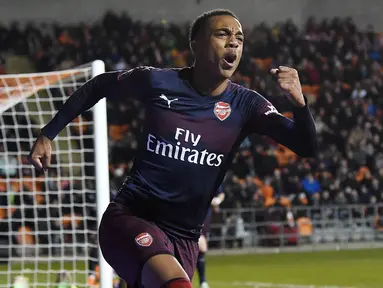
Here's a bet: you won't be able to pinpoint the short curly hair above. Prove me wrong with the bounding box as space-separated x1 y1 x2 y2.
189 9 239 43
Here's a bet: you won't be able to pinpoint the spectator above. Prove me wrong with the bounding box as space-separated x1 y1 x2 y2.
302 173 321 196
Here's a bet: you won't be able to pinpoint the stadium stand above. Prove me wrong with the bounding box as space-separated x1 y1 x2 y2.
1 11 383 286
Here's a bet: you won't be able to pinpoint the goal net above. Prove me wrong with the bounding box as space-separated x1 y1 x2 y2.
0 61 112 288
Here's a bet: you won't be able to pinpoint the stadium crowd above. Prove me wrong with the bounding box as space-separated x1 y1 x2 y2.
1 11 383 253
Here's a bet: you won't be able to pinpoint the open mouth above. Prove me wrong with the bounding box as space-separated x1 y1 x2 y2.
223 53 237 68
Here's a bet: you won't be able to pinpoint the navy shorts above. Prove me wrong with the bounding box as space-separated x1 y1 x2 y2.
98 202 199 287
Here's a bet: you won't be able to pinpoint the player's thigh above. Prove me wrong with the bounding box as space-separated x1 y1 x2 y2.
198 235 208 253
98 202 172 286
141 254 189 288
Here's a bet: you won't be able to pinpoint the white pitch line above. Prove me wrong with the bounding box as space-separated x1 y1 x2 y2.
210 281 357 288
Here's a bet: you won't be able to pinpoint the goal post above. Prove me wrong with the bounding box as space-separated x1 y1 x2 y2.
92 60 114 288
0 60 113 288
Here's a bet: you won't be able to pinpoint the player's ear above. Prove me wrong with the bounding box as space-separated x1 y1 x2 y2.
190 40 197 55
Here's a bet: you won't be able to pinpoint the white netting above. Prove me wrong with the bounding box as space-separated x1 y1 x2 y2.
0 65 101 287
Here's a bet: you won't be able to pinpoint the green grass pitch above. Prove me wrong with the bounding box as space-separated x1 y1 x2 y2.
1 249 382 288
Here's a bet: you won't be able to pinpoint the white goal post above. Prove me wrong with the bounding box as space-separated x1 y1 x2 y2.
0 60 113 288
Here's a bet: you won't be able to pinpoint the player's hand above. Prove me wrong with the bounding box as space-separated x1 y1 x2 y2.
270 66 305 107
28 134 52 173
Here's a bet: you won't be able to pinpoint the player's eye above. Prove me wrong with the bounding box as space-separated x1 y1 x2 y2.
216 31 228 37
236 36 244 42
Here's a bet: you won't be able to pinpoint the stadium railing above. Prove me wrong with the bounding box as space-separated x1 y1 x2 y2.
208 204 383 253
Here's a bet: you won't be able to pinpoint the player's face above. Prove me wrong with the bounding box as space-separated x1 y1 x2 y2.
195 15 244 79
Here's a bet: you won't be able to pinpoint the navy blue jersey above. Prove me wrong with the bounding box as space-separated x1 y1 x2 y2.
42 66 318 240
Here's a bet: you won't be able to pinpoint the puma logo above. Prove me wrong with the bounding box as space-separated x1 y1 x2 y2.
160 94 178 108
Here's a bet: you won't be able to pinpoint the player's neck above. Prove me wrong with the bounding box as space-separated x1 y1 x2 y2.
190 65 229 96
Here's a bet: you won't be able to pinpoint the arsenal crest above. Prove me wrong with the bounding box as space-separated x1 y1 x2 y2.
135 232 153 247
214 102 231 121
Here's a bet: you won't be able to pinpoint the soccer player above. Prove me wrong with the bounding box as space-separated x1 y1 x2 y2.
28 9 318 288
197 187 225 288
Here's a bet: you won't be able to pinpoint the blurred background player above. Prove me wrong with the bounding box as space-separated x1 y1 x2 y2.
197 187 225 288
28 8 317 288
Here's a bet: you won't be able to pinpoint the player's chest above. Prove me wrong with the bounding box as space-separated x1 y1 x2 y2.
146 87 243 123
144 89 244 152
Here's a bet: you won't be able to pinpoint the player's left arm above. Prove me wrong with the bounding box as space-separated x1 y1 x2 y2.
245 66 318 158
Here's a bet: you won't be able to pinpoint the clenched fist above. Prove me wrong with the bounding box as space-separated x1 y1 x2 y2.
270 66 305 107
28 134 52 173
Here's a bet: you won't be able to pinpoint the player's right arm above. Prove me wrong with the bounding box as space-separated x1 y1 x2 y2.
28 67 150 172
243 67 318 158
244 94 318 158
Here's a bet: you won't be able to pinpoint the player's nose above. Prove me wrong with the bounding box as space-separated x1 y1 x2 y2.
227 38 239 49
